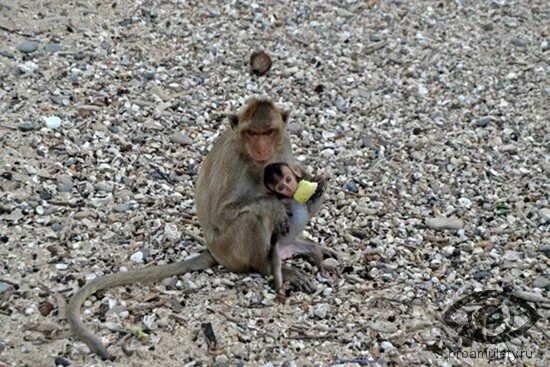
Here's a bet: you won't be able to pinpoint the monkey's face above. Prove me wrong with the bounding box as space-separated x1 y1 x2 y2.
243 128 279 165
270 165 298 197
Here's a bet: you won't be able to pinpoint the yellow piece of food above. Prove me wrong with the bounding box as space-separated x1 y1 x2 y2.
293 180 318 204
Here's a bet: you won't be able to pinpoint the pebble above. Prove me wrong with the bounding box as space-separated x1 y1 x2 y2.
503 250 520 261
56 174 74 193
380 341 395 352
130 251 144 263
94 182 114 192
312 303 330 319
17 41 39 53
43 116 62 129
144 70 156 80
532 276 549 289
113 203 132 212
344 180 359 193
476 116 492 127
119 310 130 319
18 121 34 132
473 270 491 281
425 217 464 231
54 356 70 367
0 50 15 58
44 43 62 53
83 300 92 307
458 197 472 209
215 355 229 365
539 208 550 221
170 131 193 145
164 223 181 242
0 282 10 295
18 61 39 74
35 206 45 215
56 263 69 270
369 33 382 42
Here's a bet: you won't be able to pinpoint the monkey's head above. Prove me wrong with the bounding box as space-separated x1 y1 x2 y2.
264 163 300 198
230 99 289 167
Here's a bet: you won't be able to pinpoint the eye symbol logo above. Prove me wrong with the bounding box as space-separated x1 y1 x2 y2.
442 290 540 344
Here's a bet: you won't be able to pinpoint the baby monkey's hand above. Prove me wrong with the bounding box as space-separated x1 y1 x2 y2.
309 174 328 201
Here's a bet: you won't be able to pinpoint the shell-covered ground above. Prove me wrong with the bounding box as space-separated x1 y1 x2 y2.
0 0 549 366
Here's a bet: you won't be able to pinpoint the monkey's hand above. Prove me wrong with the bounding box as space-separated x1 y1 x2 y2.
309 175 327 201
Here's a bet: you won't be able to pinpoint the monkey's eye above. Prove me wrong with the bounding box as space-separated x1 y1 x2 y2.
285 176 292 183
244 131 256 137
263 130 274 136
442 290 540 344
277 184 284 192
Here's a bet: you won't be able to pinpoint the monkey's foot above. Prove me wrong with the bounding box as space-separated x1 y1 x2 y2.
282 266 316 293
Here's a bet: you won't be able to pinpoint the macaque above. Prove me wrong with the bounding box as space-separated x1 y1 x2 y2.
67 98 338 360
263 162 328 301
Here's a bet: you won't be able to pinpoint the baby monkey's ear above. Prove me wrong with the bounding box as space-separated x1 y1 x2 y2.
290 164 303 178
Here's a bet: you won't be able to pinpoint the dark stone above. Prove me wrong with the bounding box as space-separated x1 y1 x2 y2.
17 42 39 53
0 50 15 58
473 270 491 281
18 121 34 132
369 33 382 42
44 43 62 53
144 70 155 80
345 179 359 193
476 116 491 128
54 356 70 366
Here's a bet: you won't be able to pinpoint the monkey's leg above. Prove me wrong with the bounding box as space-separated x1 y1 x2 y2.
281 266 316 293
68 251 216 360
280 238 339 271
269 242 286 303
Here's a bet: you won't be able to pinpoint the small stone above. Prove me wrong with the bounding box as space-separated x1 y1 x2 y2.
44 43 62 53
380 341 395 352
503 250 520 261
54 356 70 367
44 116 62 129
321 148 335 158
0 50 15 58
312 303 329 319
164 223 181 242
18 121 34 132
215 355 229 365
458 197 472 209
35 206 45 215
345 179 359 193
0 282 10 295
119 310 130 319
336 192 345 200
52 223 63 232
56 174 74 193
322 287 333 297
473 270 491 281
17 41 39 53
83 300 92 307
113 203 132 212
94 182 114 192
130 251 144 263
322 258 338 270
144 70 155 80
539 208 550 221
56 263 69 270
476 116 491 127
38 301 54 316
170 131 193 146
369 33 381 42
18 61 39 74
532 276 550 289
425 217 464 231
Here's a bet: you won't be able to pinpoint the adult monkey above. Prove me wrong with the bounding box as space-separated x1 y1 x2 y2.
67 98 336 360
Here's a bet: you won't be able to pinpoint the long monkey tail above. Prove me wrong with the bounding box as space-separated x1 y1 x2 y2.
67 251 216 360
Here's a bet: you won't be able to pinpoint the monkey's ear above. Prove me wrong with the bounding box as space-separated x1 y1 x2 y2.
229 114 239 129
281 110 290 124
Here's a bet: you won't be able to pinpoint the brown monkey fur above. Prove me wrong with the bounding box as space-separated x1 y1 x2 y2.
67 98 336 360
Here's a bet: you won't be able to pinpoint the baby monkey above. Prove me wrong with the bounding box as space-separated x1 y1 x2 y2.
264 163 327 302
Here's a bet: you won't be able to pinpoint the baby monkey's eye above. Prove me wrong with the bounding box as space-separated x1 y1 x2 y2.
285 176 292 183
277 184 284 191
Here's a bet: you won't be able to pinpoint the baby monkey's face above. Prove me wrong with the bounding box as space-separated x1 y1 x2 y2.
271 165 298 197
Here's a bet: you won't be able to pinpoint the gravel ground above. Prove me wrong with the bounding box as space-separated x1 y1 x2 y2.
0 0 549 366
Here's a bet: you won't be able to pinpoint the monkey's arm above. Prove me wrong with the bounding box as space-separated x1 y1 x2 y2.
305 176 327 216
